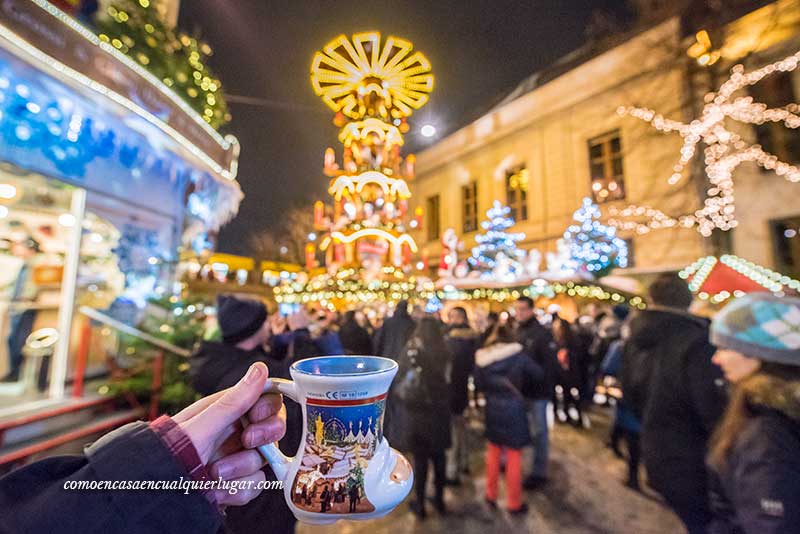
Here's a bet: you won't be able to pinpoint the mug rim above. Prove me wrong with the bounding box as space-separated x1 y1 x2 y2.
291 355 398 377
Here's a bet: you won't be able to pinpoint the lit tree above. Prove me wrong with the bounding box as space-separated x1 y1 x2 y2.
564 197 628 278
613 52 800 237
94 0 230 128
468 201 525 278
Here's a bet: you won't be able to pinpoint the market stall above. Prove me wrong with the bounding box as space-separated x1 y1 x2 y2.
0 1 241 411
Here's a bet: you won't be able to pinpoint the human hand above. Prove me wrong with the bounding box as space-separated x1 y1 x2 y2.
287 310 310 331
173 362 286 506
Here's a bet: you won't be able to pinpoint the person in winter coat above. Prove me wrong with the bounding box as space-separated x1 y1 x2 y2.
707 294 800 534
600 332 642 489
374 300 416 361
395 316 452 519
443 306 479 485
189 295 301 534
475 323 544 515
621 274 726 534
552 317 592 428
338 310 373 355
514 296 558 489
375 300 417 447
0 362 285 534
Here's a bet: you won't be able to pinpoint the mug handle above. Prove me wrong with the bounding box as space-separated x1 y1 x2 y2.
240 377 299 481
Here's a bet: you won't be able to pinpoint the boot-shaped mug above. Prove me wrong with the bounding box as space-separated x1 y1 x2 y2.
255 355 412 524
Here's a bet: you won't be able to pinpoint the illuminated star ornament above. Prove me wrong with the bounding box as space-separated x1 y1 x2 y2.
613 51 800 237
310 32 434 121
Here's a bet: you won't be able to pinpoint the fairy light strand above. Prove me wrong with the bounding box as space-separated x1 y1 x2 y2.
614 51 800 237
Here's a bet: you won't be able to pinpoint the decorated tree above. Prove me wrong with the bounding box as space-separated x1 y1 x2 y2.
468 201 525 279
614 52 800 237
563 197 628 278
94 0 230 128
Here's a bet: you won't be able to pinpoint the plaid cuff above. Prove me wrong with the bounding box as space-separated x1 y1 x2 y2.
149 415 216 504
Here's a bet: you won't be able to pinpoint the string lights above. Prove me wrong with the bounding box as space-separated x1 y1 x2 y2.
679 254 800 303
564 198 628 277
614 51 800 237
322 228 418 253
328 171 412 201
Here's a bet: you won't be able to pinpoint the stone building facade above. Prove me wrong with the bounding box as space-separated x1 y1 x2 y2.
409 1 800 279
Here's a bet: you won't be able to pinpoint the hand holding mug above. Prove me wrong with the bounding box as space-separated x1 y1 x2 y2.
173 362 286 506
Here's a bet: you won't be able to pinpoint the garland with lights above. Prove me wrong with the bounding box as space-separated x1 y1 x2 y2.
468 201 525 277
563 198 628 278
613 52 800 237
94 0 230 129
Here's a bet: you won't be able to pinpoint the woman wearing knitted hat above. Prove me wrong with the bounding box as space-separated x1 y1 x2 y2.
708 293 800 533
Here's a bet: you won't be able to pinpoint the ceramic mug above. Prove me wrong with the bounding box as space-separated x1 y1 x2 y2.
255 355 413 524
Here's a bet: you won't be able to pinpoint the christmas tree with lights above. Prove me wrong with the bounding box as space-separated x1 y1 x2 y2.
563 197 628 278
307 32 434 277
468 201 526 280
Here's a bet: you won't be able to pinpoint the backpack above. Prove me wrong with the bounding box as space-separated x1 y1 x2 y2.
394 338 433 409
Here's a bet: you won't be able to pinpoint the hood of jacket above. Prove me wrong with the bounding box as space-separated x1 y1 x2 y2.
745 374 800 423
628 307 710 349
446 325 479 339
476 342 523 368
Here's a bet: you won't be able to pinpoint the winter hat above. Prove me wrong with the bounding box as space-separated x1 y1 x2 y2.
710 293 800 366
216 294 267 345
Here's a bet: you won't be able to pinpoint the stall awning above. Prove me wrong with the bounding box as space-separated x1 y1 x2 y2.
680 255 800 304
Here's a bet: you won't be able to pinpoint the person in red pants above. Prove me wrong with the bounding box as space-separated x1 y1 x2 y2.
475 324 543 515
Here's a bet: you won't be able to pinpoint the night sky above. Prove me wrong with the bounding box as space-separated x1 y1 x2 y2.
179 0 630 256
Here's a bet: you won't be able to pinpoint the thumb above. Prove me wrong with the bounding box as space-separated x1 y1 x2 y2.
186 363 268 455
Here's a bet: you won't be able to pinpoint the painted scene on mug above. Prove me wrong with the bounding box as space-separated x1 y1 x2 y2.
290 397 386 514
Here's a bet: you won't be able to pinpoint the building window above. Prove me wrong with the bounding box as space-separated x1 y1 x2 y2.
588 130 625 203
426 194 440 242
462 181 478 233
771 215 800 278
505 165 529 222
751 72 800 165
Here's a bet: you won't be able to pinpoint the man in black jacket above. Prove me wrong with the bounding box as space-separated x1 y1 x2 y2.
189 295 301 534
621 274 726 534
444 307 479 485
373 300 416 361
514 297 558 489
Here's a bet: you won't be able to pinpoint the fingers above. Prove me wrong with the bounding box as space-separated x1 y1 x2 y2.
208 426 243 464
181 363 269 463
214 470 267 507
241 407 286 449
247 393 283 423
209 449 264 481
171 389 226 425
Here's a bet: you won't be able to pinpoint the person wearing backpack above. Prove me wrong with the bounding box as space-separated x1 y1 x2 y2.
395 315 452 519
475 323 544 515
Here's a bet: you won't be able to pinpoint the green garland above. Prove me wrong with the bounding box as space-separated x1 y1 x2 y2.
94 0 230 129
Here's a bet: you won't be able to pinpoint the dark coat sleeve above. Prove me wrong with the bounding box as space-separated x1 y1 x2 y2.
0 422 222 534
727 418 800 534
685 337 726 435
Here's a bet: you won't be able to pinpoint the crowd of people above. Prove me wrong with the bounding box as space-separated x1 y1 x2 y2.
0 275 798 534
